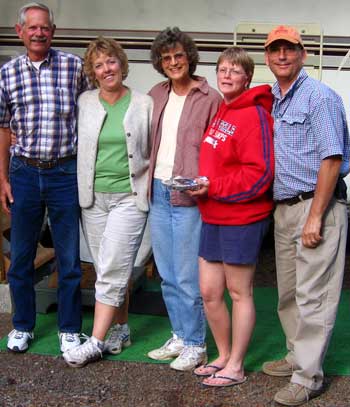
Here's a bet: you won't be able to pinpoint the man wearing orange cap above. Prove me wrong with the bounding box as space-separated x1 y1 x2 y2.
263 25 349 406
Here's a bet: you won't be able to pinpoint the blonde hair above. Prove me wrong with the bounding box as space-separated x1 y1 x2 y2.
84 37 129 87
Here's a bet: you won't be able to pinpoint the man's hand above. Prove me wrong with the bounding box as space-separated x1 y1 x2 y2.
0 179 13 214
302 156 342 249
0 127 12 214
302 214 322 248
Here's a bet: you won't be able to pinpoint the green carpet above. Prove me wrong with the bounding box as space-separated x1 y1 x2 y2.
1 287 350 375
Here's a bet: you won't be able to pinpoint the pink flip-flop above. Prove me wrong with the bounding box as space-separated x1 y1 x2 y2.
202 373 247 387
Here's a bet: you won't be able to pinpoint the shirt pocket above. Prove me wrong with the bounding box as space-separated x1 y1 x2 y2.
54 88 75 117
279 113 308 149
181 121 206 148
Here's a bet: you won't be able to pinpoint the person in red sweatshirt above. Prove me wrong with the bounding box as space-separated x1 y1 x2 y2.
189 47 274 387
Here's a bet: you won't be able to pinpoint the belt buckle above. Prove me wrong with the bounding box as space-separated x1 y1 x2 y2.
38 159 55 169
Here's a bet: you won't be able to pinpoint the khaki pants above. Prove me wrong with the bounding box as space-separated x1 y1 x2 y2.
274 198 348 390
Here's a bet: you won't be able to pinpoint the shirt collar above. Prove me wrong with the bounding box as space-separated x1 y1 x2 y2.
24 48 53 68
271 68 308 100
161 75 209 95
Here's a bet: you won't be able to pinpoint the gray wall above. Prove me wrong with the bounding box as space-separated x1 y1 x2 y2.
1 0 350 112
1 0 349 36
2 0 350 112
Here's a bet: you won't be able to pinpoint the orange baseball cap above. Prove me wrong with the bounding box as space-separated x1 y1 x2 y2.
265 25 304 48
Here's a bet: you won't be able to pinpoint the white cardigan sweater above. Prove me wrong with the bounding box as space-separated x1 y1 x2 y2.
77 88 153 212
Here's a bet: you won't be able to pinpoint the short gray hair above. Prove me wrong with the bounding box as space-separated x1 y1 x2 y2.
18 2 54 26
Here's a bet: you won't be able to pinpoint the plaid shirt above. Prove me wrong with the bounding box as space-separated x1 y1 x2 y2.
272 69 350 200
0 48 88 160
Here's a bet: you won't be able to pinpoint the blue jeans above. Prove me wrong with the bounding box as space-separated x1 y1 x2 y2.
7 156 82 332
150 179 206 346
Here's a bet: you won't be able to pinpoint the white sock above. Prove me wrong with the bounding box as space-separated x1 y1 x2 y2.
91 336 104 348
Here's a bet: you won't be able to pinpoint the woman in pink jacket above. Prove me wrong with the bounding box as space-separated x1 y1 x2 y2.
147 27 221 371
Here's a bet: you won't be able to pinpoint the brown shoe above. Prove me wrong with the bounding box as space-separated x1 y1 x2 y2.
262 358 293 377
274 383 322 406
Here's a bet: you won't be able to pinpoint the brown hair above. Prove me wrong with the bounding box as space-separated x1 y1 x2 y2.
84 37 129 87
150 27 199 78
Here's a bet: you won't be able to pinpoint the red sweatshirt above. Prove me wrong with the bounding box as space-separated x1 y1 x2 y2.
197 84 274 225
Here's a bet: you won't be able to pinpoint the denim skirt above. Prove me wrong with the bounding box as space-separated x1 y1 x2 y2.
199 218 270 265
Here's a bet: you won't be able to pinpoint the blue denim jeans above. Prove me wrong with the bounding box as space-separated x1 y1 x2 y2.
150 179 206 346
7 156 82 332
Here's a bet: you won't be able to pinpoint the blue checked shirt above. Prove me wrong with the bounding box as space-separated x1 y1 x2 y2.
272 68 350 200
0 48 88 160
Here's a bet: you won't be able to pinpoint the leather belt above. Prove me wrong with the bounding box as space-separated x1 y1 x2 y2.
16 155 76 169
275 191 315 206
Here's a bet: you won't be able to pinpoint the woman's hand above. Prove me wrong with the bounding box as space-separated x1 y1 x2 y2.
186 177 209 198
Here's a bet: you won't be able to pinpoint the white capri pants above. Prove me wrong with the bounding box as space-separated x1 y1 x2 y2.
82 192 147 307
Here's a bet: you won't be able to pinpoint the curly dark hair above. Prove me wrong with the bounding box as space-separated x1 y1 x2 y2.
150 27 199 78
84 36 129 87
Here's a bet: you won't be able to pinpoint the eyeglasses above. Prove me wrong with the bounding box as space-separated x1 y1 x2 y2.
160 52 186 65
267 44 302 55
217 67 246 77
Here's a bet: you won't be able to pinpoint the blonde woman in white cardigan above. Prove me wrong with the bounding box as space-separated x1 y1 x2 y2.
63 37 153 368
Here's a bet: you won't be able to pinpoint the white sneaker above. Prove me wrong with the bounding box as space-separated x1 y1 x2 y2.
170 345 207 371
58 332 81 353
147 334 184 360
7 329 34 353
63 336 103 368
104 324 131 355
